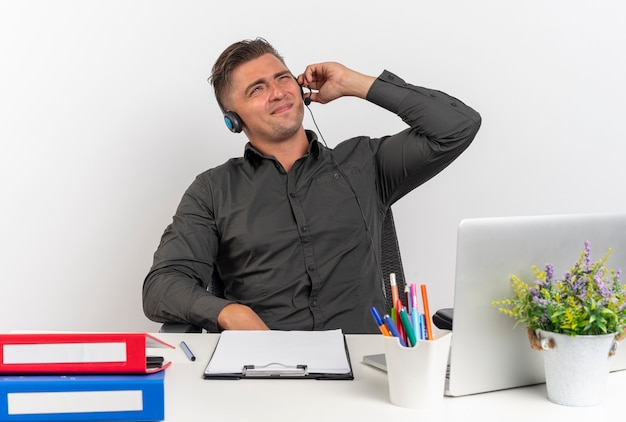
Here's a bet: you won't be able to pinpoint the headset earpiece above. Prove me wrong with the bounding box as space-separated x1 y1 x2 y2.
223 110 243 133
218 97 242 133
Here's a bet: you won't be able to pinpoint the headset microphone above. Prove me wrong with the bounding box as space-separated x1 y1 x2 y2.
302 86 312 106
297 74 312 107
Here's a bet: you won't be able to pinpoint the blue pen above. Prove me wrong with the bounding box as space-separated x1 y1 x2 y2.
383 314 407 347
370 307 391 336
180 341 196 361
419 313 428 340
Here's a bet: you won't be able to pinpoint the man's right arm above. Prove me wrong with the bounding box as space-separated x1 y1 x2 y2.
142 176 233 332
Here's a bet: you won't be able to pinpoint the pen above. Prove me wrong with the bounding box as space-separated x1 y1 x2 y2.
420 284 434 340
370 307 391 336
180 341 196 361
399 308 417 347
383 314 407 347
419 313 427 340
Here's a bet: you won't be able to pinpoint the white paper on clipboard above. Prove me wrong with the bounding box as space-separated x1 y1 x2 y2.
203 329 352 379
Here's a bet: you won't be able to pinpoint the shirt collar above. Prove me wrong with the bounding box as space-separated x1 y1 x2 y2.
244 130 321 164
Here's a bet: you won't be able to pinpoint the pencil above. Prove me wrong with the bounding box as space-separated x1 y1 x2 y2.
390 273 399 306
420 284 434 340
404 285 411 314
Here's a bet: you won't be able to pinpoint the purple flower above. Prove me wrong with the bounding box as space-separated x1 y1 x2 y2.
584 240 591 269
545 263 554 283
564 271 572 286
530 286 549 307
595 277 611 305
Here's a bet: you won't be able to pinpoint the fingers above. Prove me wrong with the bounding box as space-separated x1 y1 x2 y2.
296 63 342 104
296 62 375 103
298 62 339 87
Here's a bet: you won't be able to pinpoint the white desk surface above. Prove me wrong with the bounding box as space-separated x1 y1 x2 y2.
153 333 626 421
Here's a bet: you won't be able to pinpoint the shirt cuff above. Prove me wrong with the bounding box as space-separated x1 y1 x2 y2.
190 295 234 333
366 70 412 114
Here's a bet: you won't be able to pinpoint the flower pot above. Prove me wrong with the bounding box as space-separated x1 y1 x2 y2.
535 329 619 406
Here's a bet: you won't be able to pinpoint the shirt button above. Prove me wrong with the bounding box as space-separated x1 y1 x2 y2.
310 300 318 307
451 102 458 107
300 226 308 232
333 173 340 179
307 266 315 272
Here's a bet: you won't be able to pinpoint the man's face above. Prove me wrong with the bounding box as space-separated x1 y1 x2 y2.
224 53 304 144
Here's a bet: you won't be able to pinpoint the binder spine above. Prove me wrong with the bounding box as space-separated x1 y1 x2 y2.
0 333 173 374
0 372 165 421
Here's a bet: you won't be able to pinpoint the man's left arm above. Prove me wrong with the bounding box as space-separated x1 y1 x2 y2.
368 70 482 205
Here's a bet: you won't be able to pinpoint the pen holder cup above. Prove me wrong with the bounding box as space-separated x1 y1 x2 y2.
383 331 452 409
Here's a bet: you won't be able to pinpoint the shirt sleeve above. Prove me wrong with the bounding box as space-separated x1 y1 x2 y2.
366 70 482 205
142 175 232 333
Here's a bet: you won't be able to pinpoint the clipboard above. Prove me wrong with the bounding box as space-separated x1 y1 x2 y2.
203 329 354 380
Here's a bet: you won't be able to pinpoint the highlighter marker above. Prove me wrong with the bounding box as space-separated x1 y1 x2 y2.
399 308 417 347
410 283 419 314
411 310 421 340
370 307 391 336
395 299 405 343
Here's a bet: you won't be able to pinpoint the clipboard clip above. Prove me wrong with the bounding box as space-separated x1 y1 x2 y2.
242 362 308 377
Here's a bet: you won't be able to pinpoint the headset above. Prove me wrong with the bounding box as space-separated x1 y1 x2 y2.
219 75 310 133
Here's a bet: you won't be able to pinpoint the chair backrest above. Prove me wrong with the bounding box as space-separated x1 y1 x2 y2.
160 208 406 332
380 208 408 314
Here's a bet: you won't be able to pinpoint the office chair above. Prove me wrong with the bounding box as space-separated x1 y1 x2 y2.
160 208 407 333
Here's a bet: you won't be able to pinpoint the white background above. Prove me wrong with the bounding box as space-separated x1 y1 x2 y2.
1 0 625 332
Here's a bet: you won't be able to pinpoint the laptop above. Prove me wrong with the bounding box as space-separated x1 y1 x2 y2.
363 212 626 397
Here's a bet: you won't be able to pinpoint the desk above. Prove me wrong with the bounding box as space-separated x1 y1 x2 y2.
153 333 625 421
